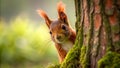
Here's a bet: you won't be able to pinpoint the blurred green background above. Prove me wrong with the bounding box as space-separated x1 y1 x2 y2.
0 0 75 68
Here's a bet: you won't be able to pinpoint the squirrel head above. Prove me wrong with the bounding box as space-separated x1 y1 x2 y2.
37 1 72 43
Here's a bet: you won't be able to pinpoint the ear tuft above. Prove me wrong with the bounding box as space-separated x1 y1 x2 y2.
37 9 51 28
37 10 49 21
57 1 69 25
57 1 65 13
37 10 45 19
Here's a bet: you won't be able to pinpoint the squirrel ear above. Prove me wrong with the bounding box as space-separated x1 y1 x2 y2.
57 1 68 25
37 10 51 28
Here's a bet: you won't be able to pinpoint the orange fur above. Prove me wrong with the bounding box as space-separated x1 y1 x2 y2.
57 1 68 25
37 10 51 27
55 44 67 63
37 10 47 20
57 1 65 13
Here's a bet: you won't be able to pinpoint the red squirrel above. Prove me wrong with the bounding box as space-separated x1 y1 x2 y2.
37 1 76 63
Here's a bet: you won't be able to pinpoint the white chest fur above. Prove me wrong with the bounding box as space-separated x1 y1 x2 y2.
61 41 73 52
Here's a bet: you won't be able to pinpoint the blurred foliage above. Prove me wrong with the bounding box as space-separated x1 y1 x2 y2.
0 17 58 68
0 0 75 27
0 0 75 67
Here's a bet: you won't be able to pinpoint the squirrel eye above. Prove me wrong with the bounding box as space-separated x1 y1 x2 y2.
49 31 52 34
61 25 66 30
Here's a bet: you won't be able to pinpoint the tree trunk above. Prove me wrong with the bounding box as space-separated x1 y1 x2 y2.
60 0 120 68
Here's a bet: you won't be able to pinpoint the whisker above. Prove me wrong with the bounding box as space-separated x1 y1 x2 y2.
40 38 54 55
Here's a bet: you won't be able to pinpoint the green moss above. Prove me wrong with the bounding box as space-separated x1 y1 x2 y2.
47 64 60 68
80 45 87 68
60 45 80 68
114 40 120 52
111 23 120 34
103 14 113 51
105 7 114 16
100 0 114 52
75 27 83 48
98 51 120 68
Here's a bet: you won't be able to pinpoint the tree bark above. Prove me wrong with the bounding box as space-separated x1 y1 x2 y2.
59 0 120 68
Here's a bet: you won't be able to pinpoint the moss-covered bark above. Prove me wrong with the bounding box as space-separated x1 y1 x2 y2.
98 51 120 68
60 45 80 68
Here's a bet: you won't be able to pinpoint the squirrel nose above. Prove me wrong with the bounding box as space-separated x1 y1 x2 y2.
57 35 62 40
